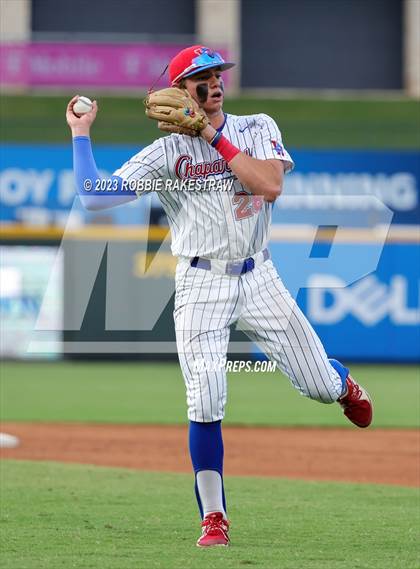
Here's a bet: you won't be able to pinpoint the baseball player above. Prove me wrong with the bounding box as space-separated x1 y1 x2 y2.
66 45 373 548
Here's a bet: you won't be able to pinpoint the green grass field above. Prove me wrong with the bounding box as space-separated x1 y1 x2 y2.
1 460 418 569
1 361 419 568
1 94 419 148
1 361 419 427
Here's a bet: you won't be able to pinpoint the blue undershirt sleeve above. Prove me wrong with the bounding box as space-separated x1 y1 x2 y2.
73 136 137 210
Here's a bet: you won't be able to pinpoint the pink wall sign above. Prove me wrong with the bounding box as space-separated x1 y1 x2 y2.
0 43 231 90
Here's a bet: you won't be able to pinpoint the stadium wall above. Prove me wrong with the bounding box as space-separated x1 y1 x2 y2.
1 144 419 362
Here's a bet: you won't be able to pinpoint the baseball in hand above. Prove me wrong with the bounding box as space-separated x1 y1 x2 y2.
73 96 93 116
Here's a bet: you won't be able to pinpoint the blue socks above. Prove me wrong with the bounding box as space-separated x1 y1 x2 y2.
189 420 226 518
329 358 349 397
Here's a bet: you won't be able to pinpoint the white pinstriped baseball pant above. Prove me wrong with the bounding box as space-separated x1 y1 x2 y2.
174 257 343 422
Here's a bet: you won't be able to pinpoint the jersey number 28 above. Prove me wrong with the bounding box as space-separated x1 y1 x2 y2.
232 192 264 221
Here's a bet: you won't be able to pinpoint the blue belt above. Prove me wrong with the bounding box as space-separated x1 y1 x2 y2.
190 248 270 276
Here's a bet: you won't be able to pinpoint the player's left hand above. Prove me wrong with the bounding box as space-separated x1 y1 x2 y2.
144 87 209 136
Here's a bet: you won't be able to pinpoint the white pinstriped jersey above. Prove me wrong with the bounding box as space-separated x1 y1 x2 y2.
113 113 294 260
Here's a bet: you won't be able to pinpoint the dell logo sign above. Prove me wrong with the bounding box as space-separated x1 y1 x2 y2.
307 274 420 326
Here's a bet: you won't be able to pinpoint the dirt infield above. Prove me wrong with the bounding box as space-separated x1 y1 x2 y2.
1 422 418 487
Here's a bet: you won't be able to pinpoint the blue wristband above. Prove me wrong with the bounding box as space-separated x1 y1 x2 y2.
210 131 223 148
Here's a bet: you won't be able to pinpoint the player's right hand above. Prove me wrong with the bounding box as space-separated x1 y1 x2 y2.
66 95 98 136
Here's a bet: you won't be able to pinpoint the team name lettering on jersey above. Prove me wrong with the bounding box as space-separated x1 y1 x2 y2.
175 148 252 180
175 154 231 179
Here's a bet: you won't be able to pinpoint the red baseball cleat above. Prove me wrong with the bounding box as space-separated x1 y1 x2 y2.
196 512 230 547
339 375 373 428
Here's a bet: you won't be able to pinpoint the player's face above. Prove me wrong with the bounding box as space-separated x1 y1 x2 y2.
183 68 224 115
